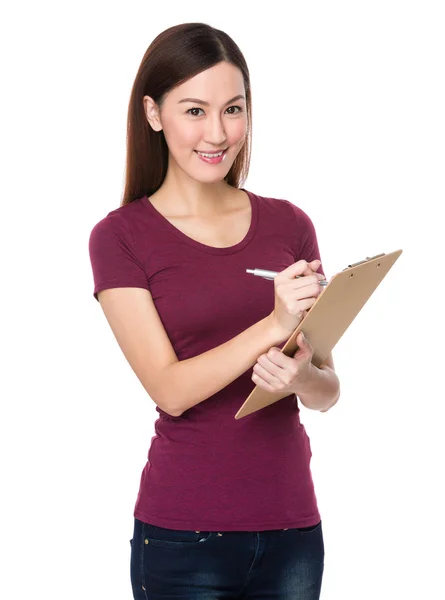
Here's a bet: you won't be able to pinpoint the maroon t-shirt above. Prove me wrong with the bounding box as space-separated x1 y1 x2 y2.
88 189 325 531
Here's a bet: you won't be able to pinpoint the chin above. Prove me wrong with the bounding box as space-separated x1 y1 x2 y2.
199 173 231 183
188 166 232 183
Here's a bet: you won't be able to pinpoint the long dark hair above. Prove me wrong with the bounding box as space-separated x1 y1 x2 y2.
121 22 252 207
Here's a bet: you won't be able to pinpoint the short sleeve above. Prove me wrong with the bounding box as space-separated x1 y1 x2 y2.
288 203 326 278
88 212 150 302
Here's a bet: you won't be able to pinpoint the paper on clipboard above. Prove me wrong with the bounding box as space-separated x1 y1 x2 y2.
234 249 403 420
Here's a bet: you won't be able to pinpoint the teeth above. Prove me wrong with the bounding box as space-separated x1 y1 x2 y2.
197 150 225 158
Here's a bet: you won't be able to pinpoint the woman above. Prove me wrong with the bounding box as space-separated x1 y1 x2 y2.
89 22 340 600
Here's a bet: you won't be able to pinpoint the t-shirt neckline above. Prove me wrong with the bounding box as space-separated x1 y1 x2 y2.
141 188 258 255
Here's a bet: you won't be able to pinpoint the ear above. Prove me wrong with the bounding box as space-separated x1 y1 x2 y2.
143 95 163 132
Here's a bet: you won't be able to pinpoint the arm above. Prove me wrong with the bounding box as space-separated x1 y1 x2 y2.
295 352 341 412
97 287 287 418
286 203 339 412
165 316 286 416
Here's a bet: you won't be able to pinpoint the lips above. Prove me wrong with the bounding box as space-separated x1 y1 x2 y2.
194 148 228 156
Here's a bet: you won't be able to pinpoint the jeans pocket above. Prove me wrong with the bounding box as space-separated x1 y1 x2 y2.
143 523 213 549
295 520 322 534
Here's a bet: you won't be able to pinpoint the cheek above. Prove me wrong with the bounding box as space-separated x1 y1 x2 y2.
179 128 200 148
163 118 198 148
227 118 247 145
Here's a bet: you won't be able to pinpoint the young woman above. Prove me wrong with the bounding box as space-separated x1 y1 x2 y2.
89 22 340 600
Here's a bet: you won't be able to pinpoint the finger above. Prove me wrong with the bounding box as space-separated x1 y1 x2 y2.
252 362 281 386
256 353 283 379
280 260 309 280
251 371 277 393
293 273 321 286
292 332 308 356
297 331 313 353
301 259 321 276
285 275 321 293
258 353 299 388
265 348 298 370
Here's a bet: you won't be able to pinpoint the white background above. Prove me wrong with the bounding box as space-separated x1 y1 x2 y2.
1 1 444 598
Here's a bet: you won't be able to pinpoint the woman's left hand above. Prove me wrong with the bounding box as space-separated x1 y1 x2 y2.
251 331 314 394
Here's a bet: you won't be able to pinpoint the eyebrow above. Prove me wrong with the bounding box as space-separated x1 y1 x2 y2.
178 94 245 106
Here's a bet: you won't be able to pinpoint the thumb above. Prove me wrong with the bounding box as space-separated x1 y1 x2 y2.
293 331 309 358
309 259 321 271
298 331 312 350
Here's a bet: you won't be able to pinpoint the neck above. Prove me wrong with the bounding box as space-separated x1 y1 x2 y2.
157 169 238 217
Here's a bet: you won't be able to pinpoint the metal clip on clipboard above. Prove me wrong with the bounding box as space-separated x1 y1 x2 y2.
344 253 386 270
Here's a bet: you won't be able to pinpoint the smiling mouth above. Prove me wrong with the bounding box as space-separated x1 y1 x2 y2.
194 148 228 158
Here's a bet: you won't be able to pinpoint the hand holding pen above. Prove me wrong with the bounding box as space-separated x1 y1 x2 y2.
246 267 328 286
246 259 326 339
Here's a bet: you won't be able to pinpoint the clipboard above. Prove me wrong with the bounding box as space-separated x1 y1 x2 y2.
235 249 403 420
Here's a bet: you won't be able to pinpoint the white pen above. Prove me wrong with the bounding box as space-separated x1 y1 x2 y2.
246 268 329 286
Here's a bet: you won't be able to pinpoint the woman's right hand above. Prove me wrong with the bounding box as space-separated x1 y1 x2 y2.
269 259 325 339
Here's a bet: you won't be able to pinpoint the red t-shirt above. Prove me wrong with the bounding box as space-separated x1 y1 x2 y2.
88 189 325 531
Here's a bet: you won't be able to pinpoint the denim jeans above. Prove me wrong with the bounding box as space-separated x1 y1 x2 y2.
129 517 324 599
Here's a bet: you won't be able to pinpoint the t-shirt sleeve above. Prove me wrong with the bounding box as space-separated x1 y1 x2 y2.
288 202 326 278
88 212 150 302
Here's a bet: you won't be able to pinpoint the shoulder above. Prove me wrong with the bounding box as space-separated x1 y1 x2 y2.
283 200 317 232
247 189 315 229
89 198 145 245
88 210 131 250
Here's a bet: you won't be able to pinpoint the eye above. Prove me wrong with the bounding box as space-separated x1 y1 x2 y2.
186 105 243 117
187 107 204 116
226 105 243 114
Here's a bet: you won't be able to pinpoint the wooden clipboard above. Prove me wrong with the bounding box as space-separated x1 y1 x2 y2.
235 249 403 420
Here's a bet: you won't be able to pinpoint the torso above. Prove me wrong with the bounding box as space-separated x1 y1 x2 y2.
147 188 252 248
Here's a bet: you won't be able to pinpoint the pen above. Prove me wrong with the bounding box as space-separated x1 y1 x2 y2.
246 268 329 286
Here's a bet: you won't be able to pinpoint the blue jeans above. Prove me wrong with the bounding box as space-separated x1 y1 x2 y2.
129 517 324 599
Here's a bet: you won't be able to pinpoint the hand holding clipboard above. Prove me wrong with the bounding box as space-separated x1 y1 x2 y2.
235 250 403 419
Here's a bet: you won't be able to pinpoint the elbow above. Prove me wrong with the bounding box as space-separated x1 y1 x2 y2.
155 390 184 418
152 364 202 418
155 377 185 418
153 396 184 418
320 390 341 413
144 371 184 418
165 404 184 418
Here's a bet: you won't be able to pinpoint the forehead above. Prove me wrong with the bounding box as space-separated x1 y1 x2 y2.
168 62 245 102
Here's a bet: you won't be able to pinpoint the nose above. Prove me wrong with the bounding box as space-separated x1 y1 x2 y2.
204 113 227 147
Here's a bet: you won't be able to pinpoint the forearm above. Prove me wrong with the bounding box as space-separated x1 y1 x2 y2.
295 364 340 412
163 315 287 416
